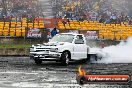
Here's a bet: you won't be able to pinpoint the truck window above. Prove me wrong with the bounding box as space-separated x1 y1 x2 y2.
50 34 74 43
75 35 84 44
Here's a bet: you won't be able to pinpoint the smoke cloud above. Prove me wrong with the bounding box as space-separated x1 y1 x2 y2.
93 37 132 63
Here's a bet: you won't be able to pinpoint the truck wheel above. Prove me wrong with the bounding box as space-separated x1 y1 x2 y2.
87 48 90 62
61 52 70 66
91 54 98 61
34 59 42 65
30 56 34 59
81 59 88 63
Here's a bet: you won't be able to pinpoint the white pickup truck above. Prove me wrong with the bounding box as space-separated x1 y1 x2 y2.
30 33 98 65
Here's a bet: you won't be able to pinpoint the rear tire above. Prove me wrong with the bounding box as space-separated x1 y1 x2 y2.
61 52 70 66
34 59 42 65
87 48 90 62
81 59 88 63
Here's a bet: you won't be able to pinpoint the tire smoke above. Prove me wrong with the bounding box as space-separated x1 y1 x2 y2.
95 37 132 63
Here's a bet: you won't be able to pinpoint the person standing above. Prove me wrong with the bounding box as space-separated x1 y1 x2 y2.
51 28 58 38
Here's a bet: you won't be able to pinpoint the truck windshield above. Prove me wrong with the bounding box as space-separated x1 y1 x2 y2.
50 34 75 43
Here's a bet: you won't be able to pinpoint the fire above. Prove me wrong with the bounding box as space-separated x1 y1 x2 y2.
78 66 86 76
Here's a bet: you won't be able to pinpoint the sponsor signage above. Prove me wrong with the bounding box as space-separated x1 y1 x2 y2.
85 30 99 40
27 28 42 38
76 66 130 85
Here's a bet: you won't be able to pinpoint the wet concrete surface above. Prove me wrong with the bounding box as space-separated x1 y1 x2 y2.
0 57 131 88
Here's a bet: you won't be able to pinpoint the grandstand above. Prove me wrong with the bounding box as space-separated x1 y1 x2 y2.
0 17 44 37
0 0 132 41
57 20 132 41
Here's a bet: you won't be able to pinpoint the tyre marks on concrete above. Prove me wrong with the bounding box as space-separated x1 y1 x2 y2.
0 57 131 87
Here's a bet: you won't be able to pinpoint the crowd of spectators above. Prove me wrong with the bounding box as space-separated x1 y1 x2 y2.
0 0 43 22
52 0 132 24
0 0 132 25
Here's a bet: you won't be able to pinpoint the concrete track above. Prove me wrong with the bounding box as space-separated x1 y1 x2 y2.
0 57 131 88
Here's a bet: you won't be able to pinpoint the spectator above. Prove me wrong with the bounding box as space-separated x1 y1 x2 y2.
51 28 58 37
129 18 132 25
0 0 42 22
52 0 132 24
99 17 105 23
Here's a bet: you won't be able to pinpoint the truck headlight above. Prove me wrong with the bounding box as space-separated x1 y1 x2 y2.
30 47 34 52
30 46 36 52
50 48 58 52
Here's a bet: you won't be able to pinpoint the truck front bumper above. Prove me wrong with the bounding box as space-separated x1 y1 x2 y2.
30 52 62 61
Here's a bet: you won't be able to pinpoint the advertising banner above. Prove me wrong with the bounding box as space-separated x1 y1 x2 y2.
85 30 99 40
27 28 42 38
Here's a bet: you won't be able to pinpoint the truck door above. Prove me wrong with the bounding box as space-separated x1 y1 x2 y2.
73 35 87 60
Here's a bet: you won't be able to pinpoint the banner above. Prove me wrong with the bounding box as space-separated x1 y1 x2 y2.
85 31 99 40
27 28 42 38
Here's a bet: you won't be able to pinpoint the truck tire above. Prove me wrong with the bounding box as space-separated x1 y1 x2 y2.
86 48 90 62
34 59 42 65
61 52 70 66
87 48 90 59
81 59 88 63
30 56 34 59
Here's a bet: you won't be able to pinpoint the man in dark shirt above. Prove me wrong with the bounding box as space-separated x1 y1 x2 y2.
51 28 58 37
